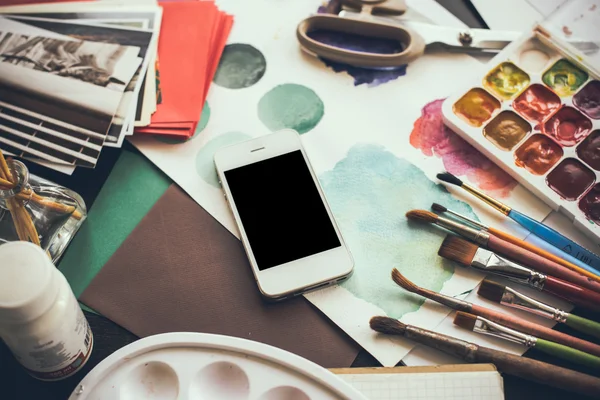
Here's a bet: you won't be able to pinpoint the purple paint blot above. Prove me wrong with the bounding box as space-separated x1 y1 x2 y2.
320 59 407 86
313 1 408 87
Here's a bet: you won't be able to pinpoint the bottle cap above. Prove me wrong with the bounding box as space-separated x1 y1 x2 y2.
0 242 59 323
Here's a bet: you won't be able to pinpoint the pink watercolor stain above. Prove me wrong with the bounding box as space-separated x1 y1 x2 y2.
410 99 517 198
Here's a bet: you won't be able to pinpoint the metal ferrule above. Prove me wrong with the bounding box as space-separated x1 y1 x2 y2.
435 215 490 245
472 316 538 348
462 182 512 216
501 287 568 323
470 249 547 289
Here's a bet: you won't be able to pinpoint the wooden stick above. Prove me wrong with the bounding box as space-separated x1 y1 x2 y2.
0 176 13 187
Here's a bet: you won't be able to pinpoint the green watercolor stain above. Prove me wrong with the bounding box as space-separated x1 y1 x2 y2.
213 43 267 89
156 102 211 144
320 144 480 318
258 84 324 134
195 131 252 187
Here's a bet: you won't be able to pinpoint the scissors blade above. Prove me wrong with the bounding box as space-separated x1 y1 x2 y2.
398 21 599 55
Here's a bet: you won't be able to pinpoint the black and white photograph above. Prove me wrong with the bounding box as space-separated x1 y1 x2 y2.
1 5 163 140
0 16 141 168
4 13 159 146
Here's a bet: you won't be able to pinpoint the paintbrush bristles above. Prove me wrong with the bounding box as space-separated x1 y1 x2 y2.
391 268 420 294
454 311 478 331
369 316 407 335
438 235 478 266
478 279 507 303
431 203 447 213
405 209 438 224
437 172 463 187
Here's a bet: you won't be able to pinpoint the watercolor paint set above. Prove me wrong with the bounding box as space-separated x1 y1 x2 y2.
68 332 365 399
442 25 600 243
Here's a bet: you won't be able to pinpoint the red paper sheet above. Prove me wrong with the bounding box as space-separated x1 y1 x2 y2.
135 0 232 138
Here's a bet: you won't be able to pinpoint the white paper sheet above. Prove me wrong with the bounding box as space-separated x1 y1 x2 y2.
131 0 552 366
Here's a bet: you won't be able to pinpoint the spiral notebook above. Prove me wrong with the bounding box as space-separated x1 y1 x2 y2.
332 364 504 400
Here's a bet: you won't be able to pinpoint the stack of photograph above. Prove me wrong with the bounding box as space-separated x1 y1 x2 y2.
0 2 162 174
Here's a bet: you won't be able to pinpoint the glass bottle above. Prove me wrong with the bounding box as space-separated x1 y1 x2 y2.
0 159 86 262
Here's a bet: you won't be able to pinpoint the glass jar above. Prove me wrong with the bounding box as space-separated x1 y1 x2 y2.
0 159 86 262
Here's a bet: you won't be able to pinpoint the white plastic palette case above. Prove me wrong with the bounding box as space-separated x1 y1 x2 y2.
442 12 600 244
68 333 367 399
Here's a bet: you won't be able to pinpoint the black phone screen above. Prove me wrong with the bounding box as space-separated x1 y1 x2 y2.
224 150 341 270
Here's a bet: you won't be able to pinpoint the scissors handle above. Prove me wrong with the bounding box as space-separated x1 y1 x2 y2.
297 14 425 68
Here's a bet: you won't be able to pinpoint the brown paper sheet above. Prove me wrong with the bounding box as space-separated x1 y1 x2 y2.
81 184 360 368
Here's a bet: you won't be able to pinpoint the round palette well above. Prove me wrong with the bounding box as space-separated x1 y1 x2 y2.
68 333 366 400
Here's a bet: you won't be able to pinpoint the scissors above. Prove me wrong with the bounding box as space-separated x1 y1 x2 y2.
296 0 598 69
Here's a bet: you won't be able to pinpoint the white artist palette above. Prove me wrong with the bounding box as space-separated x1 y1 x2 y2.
68 333 366 400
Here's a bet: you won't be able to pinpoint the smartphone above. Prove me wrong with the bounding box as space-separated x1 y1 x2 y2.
214 129 354 300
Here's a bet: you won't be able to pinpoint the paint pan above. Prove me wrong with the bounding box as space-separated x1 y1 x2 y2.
68 333 366 399
442 24 600 244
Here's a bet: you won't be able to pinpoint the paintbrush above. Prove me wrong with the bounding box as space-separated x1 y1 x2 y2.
438 234 600 312
391 268 600 357
406 209 600 294
453 312 600 370
370 316 600 396
436 171 600 272
478 279 600 340
431 203 600 282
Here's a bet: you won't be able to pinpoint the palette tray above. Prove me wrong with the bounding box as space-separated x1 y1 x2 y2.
68 332 366 400
442 26 600 244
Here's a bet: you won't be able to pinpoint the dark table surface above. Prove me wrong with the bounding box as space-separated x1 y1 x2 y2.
1 1 598 399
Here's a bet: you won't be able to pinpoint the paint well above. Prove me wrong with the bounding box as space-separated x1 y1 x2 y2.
573 80 600 119
577 130 600 171
410 98 516 198
121 362 179 400
546 158 596 201
519 49 550 72
190 362 250 399
257 84 324 134
483 62 530 100
483 111 531 151
514 134 563 175
579 184 600 226
453 88 501 127
542 106 593 147
512 84 561 124
542 59 589 97
213 43 267 89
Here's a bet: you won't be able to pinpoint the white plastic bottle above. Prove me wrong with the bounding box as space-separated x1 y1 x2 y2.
0 241 93 380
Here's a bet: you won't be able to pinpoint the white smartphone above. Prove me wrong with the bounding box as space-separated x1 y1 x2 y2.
214 129 354 301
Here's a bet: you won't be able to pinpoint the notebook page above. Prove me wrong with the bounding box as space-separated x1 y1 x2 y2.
338 371 504 400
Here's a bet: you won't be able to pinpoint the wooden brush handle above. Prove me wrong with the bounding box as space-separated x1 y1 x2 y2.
474 345 600 396
488 228 600 284
544 277 600 312
487 235 600 294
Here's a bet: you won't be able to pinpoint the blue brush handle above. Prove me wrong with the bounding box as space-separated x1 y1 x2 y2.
508 209 600 272
525 234 600 277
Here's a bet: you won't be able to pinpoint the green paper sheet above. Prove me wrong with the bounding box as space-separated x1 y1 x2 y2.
59 150 171 298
